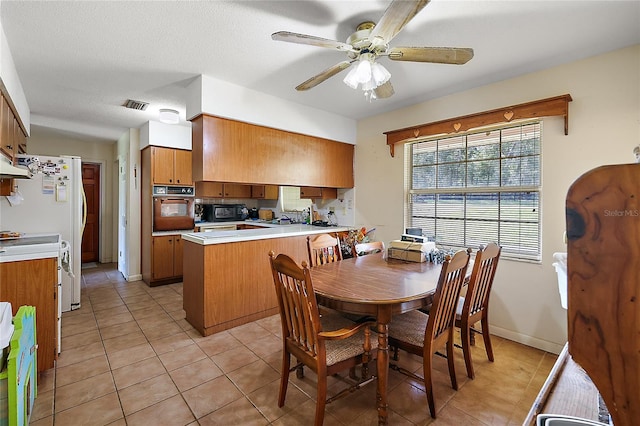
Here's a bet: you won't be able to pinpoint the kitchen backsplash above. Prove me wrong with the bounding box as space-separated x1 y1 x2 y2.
195 188 355 226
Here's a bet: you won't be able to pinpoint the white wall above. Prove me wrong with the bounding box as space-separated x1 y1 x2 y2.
186 75 357 144
27 127 117 264
355 44 640 354
0 20 29 135
139 120 192 150
116 128 141 281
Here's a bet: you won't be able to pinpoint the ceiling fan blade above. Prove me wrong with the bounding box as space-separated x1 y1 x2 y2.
374 81 395 99
388 47 474 64
295 61 353 91
369 0 431 45
272 31 354 52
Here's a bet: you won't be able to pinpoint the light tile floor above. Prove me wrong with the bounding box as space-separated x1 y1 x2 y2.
30 263 556 425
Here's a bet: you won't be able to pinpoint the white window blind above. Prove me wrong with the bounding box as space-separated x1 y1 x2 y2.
405 122 542 261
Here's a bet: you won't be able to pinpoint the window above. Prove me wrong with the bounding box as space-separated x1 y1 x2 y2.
280 186 311 212
405 121 541 261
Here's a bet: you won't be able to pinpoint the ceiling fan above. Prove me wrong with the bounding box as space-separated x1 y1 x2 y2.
272 0 473 101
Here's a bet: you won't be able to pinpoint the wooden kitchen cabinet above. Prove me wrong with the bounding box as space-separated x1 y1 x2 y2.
195 181 223 198
150 146 193 185
183 234 310 336
174 149 192 185
300 186 338 199
191 114 354 188
236 224 262 230
151 235 183 282
223 183 251 198
0 92 29 196
195 181 252 199
251 185 279 199
0 95 15 159
0 257 58 372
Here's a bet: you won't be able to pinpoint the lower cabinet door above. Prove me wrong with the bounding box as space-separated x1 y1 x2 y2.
152 236 176 280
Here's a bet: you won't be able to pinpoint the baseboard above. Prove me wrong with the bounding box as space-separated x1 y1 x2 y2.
126 274 142 282
490 325 565 355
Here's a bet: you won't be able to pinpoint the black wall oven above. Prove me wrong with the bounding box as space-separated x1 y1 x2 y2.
152 185 195 231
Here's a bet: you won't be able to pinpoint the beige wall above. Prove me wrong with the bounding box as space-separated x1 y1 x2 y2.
355 44 640 353
27 126 117 263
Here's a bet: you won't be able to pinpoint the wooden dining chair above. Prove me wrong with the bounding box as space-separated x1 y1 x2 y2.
456 242 501 379
353 241 385 257
268 251 376 426
388 248 472 419
307 234 342 266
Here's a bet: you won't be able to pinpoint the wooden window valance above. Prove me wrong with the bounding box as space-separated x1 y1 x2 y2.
383 94 572 157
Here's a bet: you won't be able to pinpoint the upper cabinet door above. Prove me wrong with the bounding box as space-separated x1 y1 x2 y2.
152 147 175 185
223 183 251 198
174 149 193 185
192 115 354 188
0 95 15 160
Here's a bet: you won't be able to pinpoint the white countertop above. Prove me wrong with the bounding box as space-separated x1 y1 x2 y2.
152 220 288 236
0 233 62 263
183 224 350 245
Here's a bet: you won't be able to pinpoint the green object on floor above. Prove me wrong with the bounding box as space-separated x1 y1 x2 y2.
0 306 37 426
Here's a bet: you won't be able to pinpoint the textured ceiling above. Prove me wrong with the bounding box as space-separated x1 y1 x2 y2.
1 0 639 143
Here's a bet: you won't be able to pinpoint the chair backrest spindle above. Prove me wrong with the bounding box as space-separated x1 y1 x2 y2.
307 234 343 267
271 254 321 358
425 249 472 344
463 243 501 318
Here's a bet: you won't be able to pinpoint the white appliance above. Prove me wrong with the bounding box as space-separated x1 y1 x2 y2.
0 155 85 312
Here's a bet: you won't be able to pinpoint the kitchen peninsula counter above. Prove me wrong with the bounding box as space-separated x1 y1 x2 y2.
183 223 349 245
182 224 350 336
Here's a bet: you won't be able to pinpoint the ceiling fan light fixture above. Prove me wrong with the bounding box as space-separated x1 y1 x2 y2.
343 52 390 99
343 67 360 89
354 56 373 84
371 62 391 86
159 108 180 124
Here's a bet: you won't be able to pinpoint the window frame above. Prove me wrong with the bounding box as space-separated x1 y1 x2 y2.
404 120 543 262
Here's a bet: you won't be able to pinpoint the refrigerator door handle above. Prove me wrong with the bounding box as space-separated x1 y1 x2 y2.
81 184 87 236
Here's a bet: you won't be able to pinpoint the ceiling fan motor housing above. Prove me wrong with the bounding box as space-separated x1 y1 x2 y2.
346 22 388 58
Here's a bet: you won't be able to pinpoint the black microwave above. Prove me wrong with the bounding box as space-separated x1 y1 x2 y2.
203 204 246 222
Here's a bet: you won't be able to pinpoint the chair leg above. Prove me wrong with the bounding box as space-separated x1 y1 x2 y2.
296 357 305 379
481 316 494 362
392 345 399 361
349 366 358 380
279 352 291 407
314 373 328 426
423 352 437 419
460 321 475 380
446 336 458 391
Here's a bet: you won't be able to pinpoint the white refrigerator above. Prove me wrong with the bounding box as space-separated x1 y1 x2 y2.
0 155 84 312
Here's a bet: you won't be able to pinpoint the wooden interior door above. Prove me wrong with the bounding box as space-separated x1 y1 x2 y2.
82 162 100 263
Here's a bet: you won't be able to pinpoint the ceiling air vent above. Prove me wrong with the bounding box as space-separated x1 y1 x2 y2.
123 99 149 111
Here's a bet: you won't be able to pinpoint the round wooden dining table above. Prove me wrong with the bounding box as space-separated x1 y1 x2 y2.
310 252 446 425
